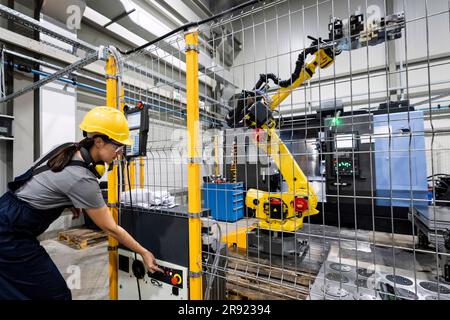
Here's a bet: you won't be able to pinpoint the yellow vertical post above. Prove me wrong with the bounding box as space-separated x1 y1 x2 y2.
139 157 145 188
128 160 136 190
185 29 203 300
106 55 119 300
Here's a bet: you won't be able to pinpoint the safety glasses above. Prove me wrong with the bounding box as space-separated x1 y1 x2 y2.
109 141 125 153
97 135 125 153
114 145 125 153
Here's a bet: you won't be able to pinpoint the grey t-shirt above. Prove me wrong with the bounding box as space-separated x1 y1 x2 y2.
15 148 106 210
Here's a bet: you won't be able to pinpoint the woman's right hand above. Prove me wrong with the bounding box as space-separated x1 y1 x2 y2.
142 250 164 274
85 206 165 274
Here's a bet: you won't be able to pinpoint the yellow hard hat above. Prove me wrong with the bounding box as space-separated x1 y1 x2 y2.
79 106 133 146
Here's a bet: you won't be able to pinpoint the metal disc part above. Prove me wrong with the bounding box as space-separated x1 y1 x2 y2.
329 263 352 273
385 274 414 286
325 272 350 284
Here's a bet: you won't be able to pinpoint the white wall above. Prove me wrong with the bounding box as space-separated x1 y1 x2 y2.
232 0 389 90
39 17 80 233
40 77 77 153
425 118 450 176
395 0 450 60
39 16 78 154
230 0 450 113
12 75 34 177
226 0 450 178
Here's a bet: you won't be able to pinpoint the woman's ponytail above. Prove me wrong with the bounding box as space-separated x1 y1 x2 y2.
47 138 94 172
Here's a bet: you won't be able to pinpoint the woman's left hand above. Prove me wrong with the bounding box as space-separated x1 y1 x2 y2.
70 207 83 220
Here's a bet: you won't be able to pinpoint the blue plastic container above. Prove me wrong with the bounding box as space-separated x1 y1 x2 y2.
202 183 245 222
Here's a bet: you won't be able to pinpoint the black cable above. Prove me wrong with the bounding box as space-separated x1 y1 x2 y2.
428 174 450 191
225 90 255 127
253 37 339 89
432 179 449 190
253 53 306 89
253 73 280 90
126 160 141 300
277 53 306 88
428 174 450 179
119 0 262 55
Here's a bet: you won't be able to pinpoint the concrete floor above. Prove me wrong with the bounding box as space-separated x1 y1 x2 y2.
40 218 449 300
301 224 450 300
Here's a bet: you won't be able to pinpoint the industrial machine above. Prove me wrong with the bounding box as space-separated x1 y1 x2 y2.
118 247 189 300
118 102 226 300
118 205 191 300
275 103 429 234
324 112 375 206
318 108 428 233
118 205 226 300
224 11 406 256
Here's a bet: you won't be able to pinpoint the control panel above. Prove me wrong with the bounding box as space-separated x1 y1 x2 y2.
333 158 358 176
329 133 360 177
124 103 149 158
324 114 375 205
148 265 184 288
118 248 188 300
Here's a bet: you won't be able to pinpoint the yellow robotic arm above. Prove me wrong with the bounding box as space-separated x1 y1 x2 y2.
269 48 334 110
242 45 335 232
223 11 406 249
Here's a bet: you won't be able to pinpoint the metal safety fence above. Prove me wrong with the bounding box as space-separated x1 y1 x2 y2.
1 0 449 301
114 0 450 301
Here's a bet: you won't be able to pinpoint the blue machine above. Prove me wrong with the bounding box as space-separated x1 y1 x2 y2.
374 111 428 208
202 182 245 222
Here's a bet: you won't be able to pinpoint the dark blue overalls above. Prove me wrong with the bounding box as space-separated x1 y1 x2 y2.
0 144 88 300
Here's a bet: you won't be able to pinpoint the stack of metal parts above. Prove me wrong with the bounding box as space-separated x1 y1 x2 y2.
309 261 450 300
412 206 450 248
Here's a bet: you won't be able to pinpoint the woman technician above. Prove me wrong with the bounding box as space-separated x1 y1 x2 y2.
0 106 162 300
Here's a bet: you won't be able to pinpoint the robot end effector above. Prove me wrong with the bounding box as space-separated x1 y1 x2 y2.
224 36 334 130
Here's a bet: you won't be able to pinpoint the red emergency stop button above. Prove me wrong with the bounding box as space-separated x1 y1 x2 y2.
171 274 182 285
254 128 265 142
294 197 308 213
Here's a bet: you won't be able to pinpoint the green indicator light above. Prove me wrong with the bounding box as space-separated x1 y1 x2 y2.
330 116 342 127
327 111 343 127
330 117 342 127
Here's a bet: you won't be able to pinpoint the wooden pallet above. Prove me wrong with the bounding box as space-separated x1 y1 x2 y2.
224 240 329 300
227 284 285 300
225 254 313 300
57 228 107 249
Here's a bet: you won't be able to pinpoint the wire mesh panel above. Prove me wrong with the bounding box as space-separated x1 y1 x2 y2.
117 0 450 301
119 35 185 205
115 29 228 300
198 0 450 301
